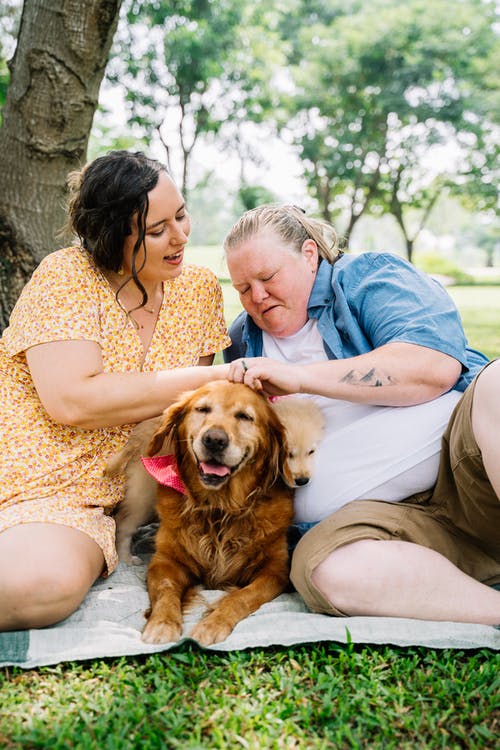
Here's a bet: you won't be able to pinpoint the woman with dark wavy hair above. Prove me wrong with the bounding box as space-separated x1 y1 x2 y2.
0 150 231 630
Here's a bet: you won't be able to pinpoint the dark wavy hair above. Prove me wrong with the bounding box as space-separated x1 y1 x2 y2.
66 150 167 308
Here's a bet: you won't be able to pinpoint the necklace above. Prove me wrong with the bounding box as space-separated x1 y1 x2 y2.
116 294 161 327
125 304 156 331
124 288 162 315
101 267 162 325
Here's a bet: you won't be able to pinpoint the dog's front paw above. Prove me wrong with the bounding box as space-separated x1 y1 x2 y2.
190 615 234 646
141 617 182 644
116 540 142 566
119 553 143 566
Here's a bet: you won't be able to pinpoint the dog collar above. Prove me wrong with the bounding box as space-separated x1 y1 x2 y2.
141 454 186 494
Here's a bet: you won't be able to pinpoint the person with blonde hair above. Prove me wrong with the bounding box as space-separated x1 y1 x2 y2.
224 203 500 625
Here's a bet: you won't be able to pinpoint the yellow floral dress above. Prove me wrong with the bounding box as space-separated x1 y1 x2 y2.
0 247 231 574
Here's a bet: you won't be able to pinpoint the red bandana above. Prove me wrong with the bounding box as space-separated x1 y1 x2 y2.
141 454 186 494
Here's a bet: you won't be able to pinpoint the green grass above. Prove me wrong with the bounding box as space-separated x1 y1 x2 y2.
1 645 500 748
1 276 499 749
448 286 500 360
187 245 228 279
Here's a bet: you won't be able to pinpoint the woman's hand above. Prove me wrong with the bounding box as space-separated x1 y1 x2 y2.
228 357 303 397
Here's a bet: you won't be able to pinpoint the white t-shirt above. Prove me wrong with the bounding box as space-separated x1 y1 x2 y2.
262 320 461 523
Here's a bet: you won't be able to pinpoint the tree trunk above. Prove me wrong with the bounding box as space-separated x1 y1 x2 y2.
344 210 363 250
0 0 123 331
406 238 414 264
484 247 494 268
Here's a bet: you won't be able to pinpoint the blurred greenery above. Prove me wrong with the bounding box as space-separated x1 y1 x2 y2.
1 1 498 268
448 286 500 360
84 0 499 266
0 0 21 125
414 252 475 285
279 0 498 259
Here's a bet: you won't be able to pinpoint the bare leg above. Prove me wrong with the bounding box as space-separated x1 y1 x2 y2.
472 358 500 497
0 523 104 630
310 362 500 624
312 539 500 624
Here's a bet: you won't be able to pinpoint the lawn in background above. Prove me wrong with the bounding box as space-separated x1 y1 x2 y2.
448 286 500 360
1 251 499 749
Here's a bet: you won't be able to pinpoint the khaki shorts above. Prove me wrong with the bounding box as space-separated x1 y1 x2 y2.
290 361 500 615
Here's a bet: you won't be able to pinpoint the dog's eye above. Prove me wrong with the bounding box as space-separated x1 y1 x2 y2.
195 405 211 414
288 451 296 459
235 411 254 422
308 448 316 455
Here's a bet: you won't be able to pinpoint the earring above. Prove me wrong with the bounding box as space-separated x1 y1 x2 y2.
117 267 124 276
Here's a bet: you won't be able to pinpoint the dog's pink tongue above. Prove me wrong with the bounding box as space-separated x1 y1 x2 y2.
200 461 231 476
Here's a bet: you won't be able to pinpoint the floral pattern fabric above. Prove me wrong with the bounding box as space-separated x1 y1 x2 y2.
0 247 230 573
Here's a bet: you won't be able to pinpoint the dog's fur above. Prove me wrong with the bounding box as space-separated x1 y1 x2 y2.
105 416 167 565
140 381 295 645
272 397 325 489
105 394 324 565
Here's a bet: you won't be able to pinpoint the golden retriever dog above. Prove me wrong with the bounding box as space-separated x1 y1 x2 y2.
105 394 324 565
272 397 325 489
140 381 294 646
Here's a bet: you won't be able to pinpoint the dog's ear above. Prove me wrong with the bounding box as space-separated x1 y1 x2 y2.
146 395 192 457
103 449 128 477
262 406 289 491
280 443 295 488
147 417 171 457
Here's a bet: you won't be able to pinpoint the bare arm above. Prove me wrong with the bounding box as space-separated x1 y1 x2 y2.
229 342 462 406
26 340 229 428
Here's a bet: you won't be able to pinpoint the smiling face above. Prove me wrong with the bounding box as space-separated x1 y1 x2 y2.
148 381 286 497
181 382 279 490
122 171 191 283
226 229 318 338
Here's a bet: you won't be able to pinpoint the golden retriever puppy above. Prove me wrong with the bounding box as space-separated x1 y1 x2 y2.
271 397 325 489
141 381 294 646
104 416 164 565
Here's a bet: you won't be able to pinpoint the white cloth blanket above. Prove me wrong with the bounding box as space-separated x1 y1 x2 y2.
2 534 499 668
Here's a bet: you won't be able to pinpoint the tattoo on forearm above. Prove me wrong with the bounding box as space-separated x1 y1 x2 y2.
340 368 398 387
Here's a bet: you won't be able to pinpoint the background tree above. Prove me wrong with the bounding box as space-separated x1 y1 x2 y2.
0 0 21 122
238 184 277 211
105 0 287 199
108 0 246 197
280 0 498 256
0 0 123 331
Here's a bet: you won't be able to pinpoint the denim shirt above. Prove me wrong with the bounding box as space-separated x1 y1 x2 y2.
224 252 488 391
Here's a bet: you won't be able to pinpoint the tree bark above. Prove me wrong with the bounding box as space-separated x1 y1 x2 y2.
0 0 123 331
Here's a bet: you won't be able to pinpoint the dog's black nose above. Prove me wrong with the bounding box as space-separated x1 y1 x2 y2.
294 476 310 487
202 428 229 453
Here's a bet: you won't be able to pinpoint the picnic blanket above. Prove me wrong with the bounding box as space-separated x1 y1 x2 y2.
2 527 500 668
